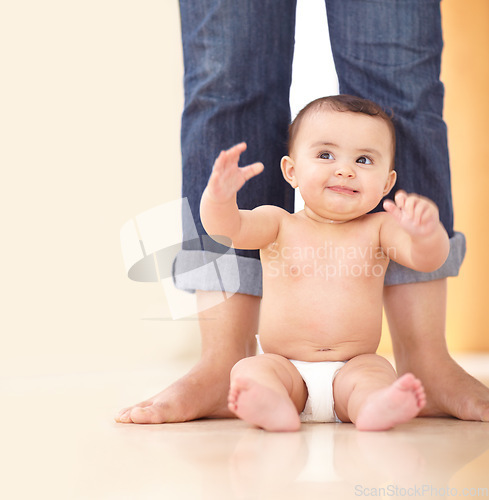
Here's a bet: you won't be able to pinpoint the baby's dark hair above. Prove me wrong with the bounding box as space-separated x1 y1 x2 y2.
288 95 396 168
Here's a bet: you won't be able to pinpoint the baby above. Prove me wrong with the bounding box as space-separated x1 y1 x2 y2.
200 95 450 432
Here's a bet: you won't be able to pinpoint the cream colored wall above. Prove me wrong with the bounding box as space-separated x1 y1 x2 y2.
2 1 196 378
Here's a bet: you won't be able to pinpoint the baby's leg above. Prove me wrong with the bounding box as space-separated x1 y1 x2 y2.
228 354 307 432
333 354 426 431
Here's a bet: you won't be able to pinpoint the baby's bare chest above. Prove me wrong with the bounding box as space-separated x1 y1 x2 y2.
261 221 387 282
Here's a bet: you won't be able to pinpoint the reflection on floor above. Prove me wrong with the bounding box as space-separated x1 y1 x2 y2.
2 357 489 500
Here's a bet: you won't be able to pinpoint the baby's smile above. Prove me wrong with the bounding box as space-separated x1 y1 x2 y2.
327 185 359 195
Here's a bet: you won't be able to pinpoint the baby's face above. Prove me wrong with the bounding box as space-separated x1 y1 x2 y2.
284 109 396 222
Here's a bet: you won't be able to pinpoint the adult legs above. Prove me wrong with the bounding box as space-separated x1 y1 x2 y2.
179 0 296 256
116 0 297 424
326 0 489 421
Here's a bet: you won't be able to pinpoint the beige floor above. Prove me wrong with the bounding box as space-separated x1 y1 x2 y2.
2 357 489 500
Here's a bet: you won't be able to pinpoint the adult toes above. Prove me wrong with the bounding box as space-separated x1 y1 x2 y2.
115 408 133 423
129 405 164 424
469 398 489 423
482 405 489 422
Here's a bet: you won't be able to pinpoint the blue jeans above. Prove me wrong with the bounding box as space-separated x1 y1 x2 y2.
173 0 465 295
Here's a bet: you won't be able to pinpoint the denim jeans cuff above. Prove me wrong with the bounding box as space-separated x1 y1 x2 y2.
173 249 263 297
384 231 466 286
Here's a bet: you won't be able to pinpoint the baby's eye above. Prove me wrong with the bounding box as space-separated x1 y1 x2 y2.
356 156 373 165
319 152 334 160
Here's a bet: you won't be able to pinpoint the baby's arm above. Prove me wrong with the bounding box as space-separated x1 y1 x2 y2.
380 191 450 272
200 142 284 250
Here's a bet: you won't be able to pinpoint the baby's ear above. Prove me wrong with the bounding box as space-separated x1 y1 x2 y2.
383 169 397 196
280 156 298 188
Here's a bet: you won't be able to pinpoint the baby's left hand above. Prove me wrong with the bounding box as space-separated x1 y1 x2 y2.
383 190 440 238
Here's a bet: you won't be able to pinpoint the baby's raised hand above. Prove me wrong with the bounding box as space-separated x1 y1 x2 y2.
205 142 264 204
383 190 441 238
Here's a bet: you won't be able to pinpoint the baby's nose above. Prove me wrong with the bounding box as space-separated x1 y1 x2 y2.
335 164 355 178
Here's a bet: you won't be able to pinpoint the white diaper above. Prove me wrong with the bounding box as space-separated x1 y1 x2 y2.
289 358 345 423
256 336 345 423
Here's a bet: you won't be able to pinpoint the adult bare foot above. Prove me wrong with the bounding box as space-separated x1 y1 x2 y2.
355 373 426 431
228 376 301 432
115 359 234 424
384 280 489 422
115 291 261 424
414 357 489 422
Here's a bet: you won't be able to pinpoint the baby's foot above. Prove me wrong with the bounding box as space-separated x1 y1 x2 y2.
228 377 301 432
355 373 426 431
